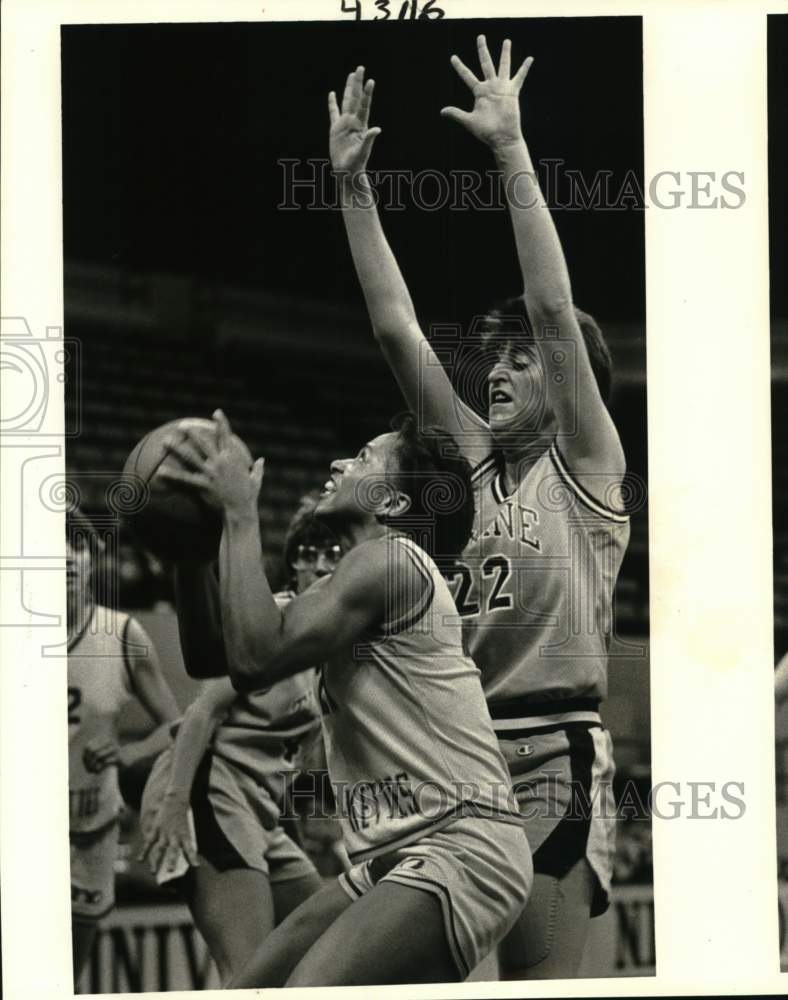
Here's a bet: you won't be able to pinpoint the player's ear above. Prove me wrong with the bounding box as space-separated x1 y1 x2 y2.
389 491 412 517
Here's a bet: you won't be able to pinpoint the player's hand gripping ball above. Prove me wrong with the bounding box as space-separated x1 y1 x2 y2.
122 416 250 562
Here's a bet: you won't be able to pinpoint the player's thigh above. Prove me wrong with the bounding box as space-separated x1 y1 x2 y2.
71 919 98 979
272 870 324 924
287 880 459 987
186 860 276 980
228 877 353 989
498 858 594 980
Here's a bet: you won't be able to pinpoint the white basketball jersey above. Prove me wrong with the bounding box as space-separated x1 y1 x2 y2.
319 535 522 865
450 442 630 725
68 606 135 834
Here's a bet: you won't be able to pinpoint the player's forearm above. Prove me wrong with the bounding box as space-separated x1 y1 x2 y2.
164 704 220 799
219 509 287 691
339 173 420 341
122 722 174 770
776 653 788 705
494 137 574 318
174 563 229 678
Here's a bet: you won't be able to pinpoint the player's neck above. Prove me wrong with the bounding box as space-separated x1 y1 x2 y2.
498 432 553 494
330 518 388 554
67 594 94 645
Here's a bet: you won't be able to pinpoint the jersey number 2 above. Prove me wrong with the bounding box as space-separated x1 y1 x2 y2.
68 686 82 724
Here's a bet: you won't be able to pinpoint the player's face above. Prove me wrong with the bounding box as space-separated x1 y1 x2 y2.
66 535 92 613
316 432 401 522
291 542 343 593
487 342 553 435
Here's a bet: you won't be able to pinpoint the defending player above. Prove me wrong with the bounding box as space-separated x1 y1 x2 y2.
138 498 337 983
162 410 532 985
67 503 180 977
331 47 630 978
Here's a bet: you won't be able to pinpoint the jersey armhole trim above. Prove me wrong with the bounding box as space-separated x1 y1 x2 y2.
121 615 136 691
379 538 435 635
470 453 498 484
549 442 629 523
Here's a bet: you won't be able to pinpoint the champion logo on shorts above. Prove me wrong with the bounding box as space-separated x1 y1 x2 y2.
516 744 534 757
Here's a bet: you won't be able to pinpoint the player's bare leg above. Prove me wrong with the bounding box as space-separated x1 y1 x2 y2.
272 871 325 923
71 920 98 980
184 860 276 984
229 878 354 988
287 881 460 986
498 858 594 980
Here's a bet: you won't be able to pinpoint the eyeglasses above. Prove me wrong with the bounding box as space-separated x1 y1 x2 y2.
293 544 342 567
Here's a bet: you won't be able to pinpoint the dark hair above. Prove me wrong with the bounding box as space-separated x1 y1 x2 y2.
479 295 613 404
384 413 475 564
65 502 106 556
282 493 341 588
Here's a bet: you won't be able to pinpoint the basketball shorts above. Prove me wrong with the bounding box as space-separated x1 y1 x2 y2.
70 821 120 922
142 748 317 885
338 816 532 978
497 722 616 916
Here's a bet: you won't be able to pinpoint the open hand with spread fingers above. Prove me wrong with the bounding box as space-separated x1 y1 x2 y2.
160 410 263 520
441 35 533 151
328 65 382 177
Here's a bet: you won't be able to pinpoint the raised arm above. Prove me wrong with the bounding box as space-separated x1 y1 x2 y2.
329 67 491 467
442 37 625 484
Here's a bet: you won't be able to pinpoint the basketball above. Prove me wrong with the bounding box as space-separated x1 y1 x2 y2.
122 417 222 561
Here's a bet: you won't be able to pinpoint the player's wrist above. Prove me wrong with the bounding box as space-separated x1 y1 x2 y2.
490 133 527 158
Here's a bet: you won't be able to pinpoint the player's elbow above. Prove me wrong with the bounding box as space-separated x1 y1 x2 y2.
528 291 574 325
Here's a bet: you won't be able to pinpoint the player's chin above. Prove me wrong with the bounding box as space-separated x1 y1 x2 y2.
315 491 335 515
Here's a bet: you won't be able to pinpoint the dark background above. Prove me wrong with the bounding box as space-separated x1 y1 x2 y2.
769 15 788 657
62 17 644 324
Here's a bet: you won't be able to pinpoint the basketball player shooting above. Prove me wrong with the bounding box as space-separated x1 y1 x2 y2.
331 41 630 978
161 410 532 985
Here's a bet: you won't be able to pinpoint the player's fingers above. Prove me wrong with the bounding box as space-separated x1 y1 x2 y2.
183 837 200 867
148 837 166 873
498 37 512 79
351 65 365 115
359 127 382 163
477 34 497 79
341 69 355 114
158 466 210 491
449 54 480 92
328 90 340 125
163 437 206 472
137 833 155 862
512 55 534 90
212 409 233 449
164 839 183 872
440 106 473 129
251 457 265 490
358 78 375 128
